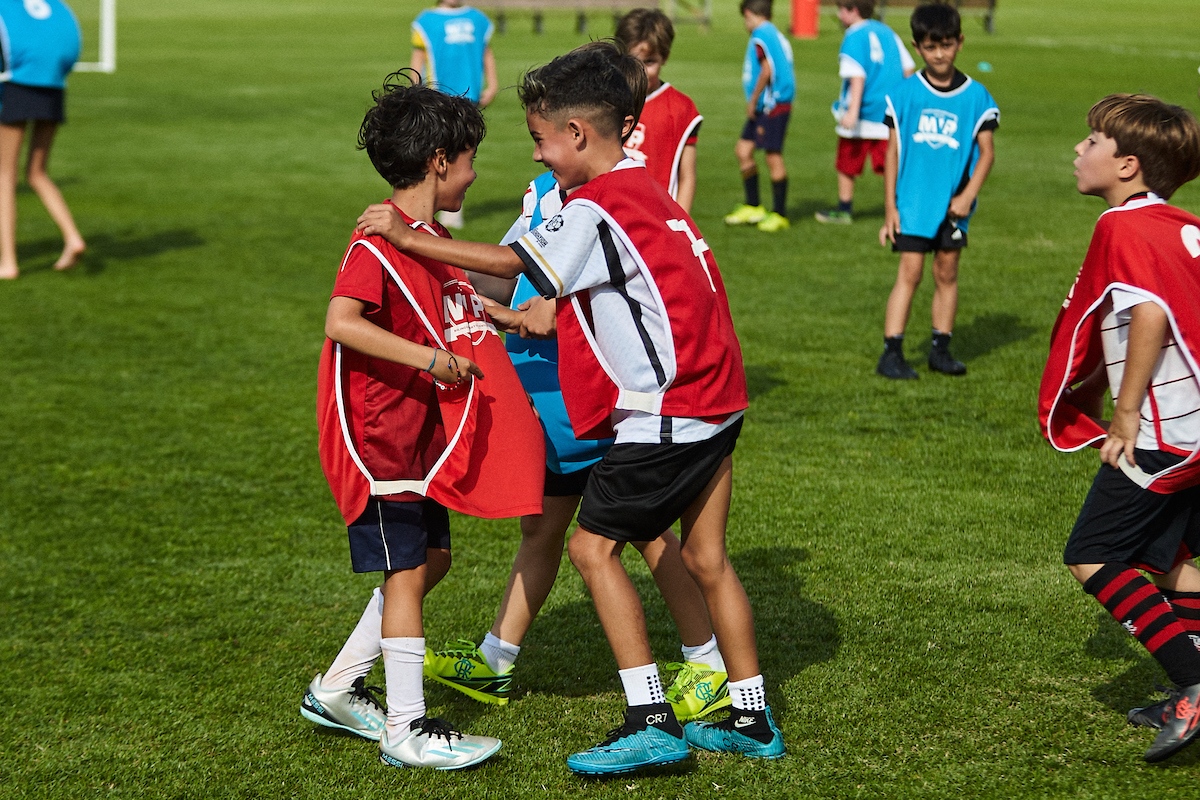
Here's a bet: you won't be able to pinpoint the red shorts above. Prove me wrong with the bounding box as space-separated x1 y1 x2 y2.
836 137 888 177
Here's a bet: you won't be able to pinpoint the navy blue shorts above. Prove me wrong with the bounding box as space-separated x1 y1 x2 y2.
346 498 451 573
1063 450 1200 574
0 83 66 125
577 418 742 543
740 111 790 153
893 217 967 253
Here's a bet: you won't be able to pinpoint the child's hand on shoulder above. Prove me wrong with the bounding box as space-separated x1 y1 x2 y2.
357 204 411 249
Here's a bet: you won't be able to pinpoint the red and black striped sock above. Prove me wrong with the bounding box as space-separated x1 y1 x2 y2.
1083 563 1200 686
1162 587 1200 652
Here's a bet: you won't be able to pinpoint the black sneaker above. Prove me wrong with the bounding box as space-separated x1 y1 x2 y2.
927 347 967 376
877 349 918 380
1144 682 1200 762
1128 687 1174 730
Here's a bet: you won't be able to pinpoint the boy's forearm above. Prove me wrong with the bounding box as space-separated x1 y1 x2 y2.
882 133 899 210
955 131 995 205
675 145 697 214
326 296 436 370
408 235 525 279
1115 302 1169 417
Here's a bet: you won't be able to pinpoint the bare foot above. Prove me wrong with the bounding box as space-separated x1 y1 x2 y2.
54 240 86 271
0 263 17 280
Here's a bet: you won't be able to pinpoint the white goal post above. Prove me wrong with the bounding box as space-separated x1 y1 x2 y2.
73 0 115 73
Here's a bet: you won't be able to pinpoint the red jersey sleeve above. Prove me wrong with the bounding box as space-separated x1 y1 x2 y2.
331 239 387 311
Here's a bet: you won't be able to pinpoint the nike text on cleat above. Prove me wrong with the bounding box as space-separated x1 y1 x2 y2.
300 673 386 741
566 703 689 776
1144 682 1200 762
424 639 512 705
684 705 786 759
379 716 501 770
664 661 731 722
724 204 767 226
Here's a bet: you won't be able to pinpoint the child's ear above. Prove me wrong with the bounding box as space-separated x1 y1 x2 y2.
430 148 450 178
1117 153 1142 181
566 118 586 145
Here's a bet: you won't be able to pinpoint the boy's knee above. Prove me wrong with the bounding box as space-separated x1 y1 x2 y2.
567 529 608 573
1067 562 1102 585
681 545 726 586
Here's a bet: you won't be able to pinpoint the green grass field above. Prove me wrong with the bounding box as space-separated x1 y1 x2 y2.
3 0 1200 796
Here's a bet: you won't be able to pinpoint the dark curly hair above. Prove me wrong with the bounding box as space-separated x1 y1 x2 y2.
358 70 486 189
518 41 644 141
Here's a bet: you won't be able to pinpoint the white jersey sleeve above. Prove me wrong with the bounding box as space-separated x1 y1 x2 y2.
510 201 615 299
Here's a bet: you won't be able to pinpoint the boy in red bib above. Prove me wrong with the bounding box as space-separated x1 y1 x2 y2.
358 45 784 775
301 71 542 771
1039 94 1200 763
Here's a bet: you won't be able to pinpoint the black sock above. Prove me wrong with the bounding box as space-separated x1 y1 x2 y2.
1083 564 1200 686
771 178 788 217
837 199 853 213
626 702 682 738
884 335 904 354
725 708 775 744
1162 587 1200 651
743 173 760 207
931 329 952 351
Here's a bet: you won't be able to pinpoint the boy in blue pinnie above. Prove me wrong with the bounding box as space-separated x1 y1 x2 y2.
723 0 795 233
815 0 914 226
877 3 998 379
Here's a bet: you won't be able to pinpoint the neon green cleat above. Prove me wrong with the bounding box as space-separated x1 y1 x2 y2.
664 661 731 722
723 204 767 226
756 212 791 233
424 639 512 706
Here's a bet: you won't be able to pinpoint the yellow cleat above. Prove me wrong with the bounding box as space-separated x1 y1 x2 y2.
723 204 768 226
756 212 791 233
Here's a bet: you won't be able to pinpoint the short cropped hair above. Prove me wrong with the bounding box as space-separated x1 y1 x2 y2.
519 41 646 141
615 8 675 61
837 0 876 18
357 70 485 189
911 2 961 43
740 0 772 19
1087 94 1200 200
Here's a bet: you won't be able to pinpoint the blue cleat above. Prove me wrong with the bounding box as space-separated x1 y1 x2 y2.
566 703 689 776
684 706 785 759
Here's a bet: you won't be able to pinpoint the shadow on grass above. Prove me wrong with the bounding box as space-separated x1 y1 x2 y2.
746 363 786 401
18 228 206 275
505 545 838 708
951 312 1040 362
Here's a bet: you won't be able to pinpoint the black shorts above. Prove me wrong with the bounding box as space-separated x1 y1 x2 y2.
1063 449 1200 574
346 498 451 573
0 83 66 125
544 464 592 497
577 418 742 543
893 217 967 253
740 111 790 153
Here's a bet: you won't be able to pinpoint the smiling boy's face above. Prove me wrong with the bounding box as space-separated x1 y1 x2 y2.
526 109 587 190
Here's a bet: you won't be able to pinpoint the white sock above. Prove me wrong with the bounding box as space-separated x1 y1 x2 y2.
619 663 665 706
681 635 726 672
729 674 766 711
381 636 426 740
481 632 520 674
323 588 384 690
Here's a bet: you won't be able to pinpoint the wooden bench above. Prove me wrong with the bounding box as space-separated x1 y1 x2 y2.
477 0 712 36
821 0 997 34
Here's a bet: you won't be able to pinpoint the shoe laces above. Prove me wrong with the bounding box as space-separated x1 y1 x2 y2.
349 676 385 712
433 638 483 660
416 716 465 746
663 662 702 700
